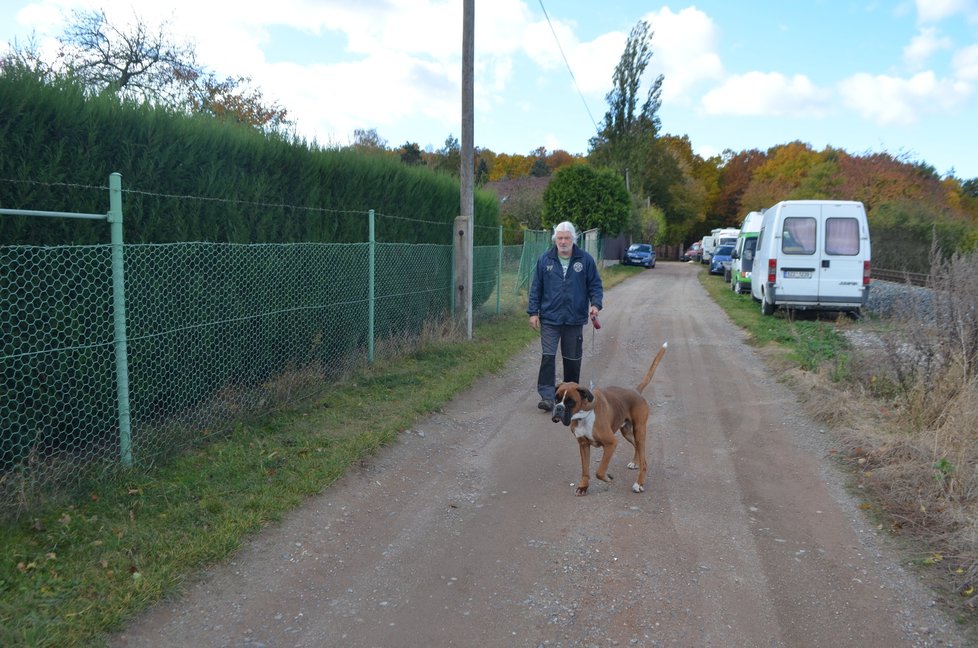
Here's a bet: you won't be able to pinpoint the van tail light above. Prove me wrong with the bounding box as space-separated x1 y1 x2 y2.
863 261 871 285
767 259 777 284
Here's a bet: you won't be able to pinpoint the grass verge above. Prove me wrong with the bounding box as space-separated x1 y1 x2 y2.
0 264 637 648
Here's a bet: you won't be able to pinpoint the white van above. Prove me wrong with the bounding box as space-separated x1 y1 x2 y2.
702 228 739 264
713 227 740 248
751 200 871 316
700 235 716 264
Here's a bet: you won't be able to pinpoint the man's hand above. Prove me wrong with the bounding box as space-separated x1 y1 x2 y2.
529 315 540 331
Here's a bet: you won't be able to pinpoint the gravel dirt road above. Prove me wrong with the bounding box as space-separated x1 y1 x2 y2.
112 262 969 648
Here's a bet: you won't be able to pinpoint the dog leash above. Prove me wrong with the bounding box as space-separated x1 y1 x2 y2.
589 313 601 356
587 313 600 391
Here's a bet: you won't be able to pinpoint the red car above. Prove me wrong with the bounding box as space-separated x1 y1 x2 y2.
681 241 702 262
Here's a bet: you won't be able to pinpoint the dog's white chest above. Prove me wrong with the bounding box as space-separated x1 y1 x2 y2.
571 410 596 442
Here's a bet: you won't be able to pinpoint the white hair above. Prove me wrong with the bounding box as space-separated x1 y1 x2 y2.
552 221 578 242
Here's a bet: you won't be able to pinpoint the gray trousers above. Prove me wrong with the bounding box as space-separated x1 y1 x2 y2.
536 323 583 400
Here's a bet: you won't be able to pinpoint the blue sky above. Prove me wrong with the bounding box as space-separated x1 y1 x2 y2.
2 0 977 179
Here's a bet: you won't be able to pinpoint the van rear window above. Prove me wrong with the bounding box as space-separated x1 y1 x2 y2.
781 217 816 254
825 217 860 255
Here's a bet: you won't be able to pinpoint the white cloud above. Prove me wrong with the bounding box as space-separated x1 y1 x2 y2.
11 0 489 136
522 15 571 70
568 32 625 95
952 44 978 80
838 70 972 124
914 0 973 23
643 6 724 102
903 27 952 70
522 15 623 96
524 6 725 104
701 72 831 117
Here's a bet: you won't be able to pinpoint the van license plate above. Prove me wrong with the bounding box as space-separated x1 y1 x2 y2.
783 270 812 279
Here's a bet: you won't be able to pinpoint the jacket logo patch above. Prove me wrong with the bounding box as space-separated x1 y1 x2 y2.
573 261 584 272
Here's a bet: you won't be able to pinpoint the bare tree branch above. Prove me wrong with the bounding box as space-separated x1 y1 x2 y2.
57 8 199 105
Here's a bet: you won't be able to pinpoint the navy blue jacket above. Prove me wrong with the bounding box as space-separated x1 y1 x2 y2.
527 244 603 326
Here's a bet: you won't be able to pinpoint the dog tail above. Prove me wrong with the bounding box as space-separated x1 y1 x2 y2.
635 342 668 394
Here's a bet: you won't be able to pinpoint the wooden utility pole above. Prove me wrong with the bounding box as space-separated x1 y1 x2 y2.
456 0 474 339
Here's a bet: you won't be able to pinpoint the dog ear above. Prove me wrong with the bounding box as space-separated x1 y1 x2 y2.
579 388 593 403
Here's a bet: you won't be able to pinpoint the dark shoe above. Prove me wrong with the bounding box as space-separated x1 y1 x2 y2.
538 399 554 412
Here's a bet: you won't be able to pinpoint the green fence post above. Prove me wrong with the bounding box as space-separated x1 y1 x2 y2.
496 225 503 315
368 209 375 363
107 173 133 468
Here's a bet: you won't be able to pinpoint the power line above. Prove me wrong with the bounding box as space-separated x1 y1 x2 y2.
537 0 600 133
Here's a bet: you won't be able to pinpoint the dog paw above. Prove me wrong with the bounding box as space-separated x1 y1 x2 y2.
575 486 588 496
631 483 645 493
627 461 638 470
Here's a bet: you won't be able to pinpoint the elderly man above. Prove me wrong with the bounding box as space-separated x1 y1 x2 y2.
527 221 603 412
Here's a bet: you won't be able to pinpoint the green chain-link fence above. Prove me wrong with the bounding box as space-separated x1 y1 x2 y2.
0 178 554 517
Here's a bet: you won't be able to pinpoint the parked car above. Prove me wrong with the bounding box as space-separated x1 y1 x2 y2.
681 242 702 262
621 243 656 268
729 235 758 293
709 244 735 275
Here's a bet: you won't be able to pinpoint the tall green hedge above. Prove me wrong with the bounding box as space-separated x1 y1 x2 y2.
0 69 503 474
0 69 499 245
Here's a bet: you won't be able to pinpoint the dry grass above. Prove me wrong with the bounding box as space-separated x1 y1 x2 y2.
822 250 978 624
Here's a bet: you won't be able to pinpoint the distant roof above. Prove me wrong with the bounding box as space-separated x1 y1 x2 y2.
484 176 552 202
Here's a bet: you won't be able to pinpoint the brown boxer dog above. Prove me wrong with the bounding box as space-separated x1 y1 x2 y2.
551 342 667 496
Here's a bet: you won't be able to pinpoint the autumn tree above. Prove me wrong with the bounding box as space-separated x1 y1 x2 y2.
489 152 534 180
546 149 581 172
712 148 767 225
180 70 290 132
738 141 830 209
399 142 424 166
